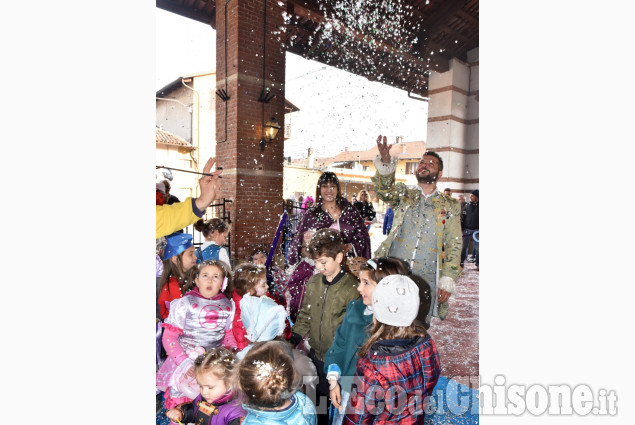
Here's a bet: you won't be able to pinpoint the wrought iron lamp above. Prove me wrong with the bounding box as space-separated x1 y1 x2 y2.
260 116 280 151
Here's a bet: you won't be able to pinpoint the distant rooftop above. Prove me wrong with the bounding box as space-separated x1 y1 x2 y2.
156 128 196 149
287 141 426 169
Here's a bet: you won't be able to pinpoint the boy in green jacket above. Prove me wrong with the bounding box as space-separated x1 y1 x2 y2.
290 228 359 418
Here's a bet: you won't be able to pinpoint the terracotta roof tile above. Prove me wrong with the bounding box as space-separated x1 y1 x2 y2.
156 128 196 149
323 141 426 166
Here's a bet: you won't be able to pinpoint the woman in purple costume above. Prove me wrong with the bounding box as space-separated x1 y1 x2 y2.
286 171 371 323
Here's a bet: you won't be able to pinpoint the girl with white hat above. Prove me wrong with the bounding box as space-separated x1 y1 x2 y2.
343 275 441 424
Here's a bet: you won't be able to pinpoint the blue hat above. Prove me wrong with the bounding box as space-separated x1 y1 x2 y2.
163 233 193 260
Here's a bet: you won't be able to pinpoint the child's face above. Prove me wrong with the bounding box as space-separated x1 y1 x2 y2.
195 265 224 298
174 246 197 271
252 252 266 266
314 252 344 281
210 230 228 246
253 277 268 297
357 270 378 306
196 370 228 404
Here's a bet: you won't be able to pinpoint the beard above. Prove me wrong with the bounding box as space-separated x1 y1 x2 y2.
416 169 439 184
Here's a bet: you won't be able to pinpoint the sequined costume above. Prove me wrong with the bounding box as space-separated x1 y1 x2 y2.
156 288 235 409
371 155 462 321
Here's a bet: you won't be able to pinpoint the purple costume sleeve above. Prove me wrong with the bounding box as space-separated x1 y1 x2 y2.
289 210 321 265
289 200 371 265
338 199 371 258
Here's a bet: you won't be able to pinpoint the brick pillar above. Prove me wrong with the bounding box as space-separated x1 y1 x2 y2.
215 0 287 262
426 47 479 195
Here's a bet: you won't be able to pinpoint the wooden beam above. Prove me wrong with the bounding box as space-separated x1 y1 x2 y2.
440 24 474 46
455 8 479 27
156 0 215 26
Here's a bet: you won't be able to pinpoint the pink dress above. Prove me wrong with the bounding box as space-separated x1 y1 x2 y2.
156 288 236 408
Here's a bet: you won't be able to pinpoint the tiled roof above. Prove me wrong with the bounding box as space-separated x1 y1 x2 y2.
156 128 196 149
323 141 426 166
286 141 426 169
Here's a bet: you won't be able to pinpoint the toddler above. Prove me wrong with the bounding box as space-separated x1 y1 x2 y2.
230 263 281 352
165 348 246 425
237 341 317 425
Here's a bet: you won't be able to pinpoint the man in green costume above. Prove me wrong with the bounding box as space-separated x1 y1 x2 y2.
372 135 462 324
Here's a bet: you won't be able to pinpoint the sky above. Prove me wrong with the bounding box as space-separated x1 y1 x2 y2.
155 8 428 159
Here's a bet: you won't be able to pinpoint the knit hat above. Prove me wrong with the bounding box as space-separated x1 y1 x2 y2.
162 233 193 260
471 189 479 198
372 275 419 327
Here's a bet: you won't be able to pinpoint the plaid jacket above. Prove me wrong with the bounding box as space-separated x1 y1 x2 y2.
343 334 441 425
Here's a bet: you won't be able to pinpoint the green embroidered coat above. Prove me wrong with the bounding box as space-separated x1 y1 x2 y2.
371 163 462 283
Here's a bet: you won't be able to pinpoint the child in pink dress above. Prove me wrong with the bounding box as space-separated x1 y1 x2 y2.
156 260 238 420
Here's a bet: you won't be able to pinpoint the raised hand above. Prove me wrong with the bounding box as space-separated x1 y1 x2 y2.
195 157 224 211
376 134 392 163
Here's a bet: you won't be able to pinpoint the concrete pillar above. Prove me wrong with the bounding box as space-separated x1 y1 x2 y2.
426 47 479 195
215 0 287 261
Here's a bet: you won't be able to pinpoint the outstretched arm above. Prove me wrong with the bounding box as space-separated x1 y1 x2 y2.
156 157 224 239
371 135 410 208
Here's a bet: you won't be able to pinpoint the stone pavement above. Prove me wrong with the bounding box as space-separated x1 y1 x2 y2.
425 261 479 424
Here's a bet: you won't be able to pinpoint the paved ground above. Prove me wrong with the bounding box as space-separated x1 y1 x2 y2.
371 226 480 423
426 261 479 424
429 261 479 386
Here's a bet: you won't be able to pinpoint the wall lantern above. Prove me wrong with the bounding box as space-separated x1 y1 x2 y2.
260 116 280 151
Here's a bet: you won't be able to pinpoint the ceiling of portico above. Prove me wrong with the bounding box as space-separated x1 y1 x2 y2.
156 0 478 97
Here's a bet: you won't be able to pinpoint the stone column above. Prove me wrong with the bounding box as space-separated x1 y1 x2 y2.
426 47 479 195
215 0 287 261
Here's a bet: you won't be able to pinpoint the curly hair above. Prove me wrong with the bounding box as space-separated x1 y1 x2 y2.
237 341 300 409
193 347 239 387
232 262 266 296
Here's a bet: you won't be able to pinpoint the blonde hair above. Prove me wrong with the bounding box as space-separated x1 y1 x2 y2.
194 347 239 388
237 341 300 408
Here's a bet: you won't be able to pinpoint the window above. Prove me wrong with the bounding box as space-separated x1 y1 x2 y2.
405 162 417 174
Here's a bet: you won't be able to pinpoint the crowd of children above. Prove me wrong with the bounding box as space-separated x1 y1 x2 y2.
156 214 441 425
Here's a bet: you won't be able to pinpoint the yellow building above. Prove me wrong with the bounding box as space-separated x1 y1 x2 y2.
284 140 427 214
157 71 300 204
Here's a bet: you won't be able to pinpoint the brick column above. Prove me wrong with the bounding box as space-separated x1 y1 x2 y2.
215 0 287 262
426 47 479 195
